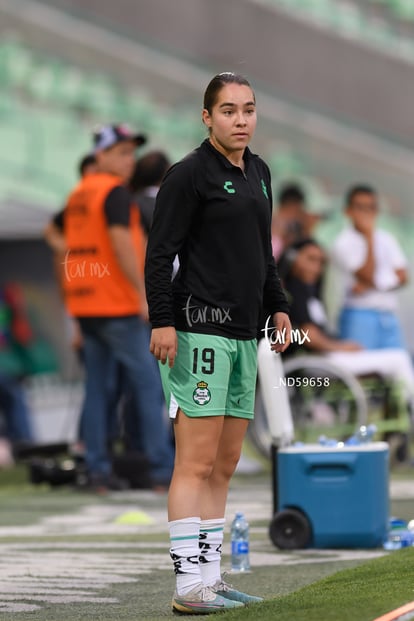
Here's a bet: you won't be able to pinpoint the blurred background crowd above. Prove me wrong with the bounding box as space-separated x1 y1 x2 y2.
1 0 414 489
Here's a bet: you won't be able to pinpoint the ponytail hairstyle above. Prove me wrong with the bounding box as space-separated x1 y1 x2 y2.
203 72 255 114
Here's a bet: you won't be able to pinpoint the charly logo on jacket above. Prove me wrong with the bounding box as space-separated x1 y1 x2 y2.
261 179 268 199
223 181 236 194
193 381 211 405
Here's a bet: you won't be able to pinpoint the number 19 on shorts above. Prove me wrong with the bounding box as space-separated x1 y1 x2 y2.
192 348 215 375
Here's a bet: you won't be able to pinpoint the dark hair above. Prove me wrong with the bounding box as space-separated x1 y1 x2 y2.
345 184 376 207
203 72 254 113
78 154 96 177
130 151 171 192
277 238 321 280
278 183 306 206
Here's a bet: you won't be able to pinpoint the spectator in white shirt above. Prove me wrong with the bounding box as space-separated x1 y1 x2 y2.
331 185 408 350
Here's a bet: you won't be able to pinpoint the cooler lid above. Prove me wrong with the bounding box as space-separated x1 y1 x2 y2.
278 442 389 454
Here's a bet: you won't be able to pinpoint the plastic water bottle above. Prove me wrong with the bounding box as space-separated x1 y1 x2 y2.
345 424 377 446
383 529 414 550
383 516 414 550
318 435 338 447
390 517 407 530
230 512 250 572
356 424 377 443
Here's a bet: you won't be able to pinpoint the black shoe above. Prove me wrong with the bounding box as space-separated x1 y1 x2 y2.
77 472 129 494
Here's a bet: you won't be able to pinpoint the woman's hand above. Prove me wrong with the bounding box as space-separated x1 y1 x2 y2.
271 312 292 353
150 326 178 368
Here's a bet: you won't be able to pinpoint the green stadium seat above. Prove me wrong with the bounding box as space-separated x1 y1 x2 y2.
55 65 89 108
253 0 414 60
0 39 34 88
0 124 28 168
268 149 305 179
77 74 119 119
0 88 17 120
26 60 61 104
124 90 157 124
389 0 414 21
330 3 364 37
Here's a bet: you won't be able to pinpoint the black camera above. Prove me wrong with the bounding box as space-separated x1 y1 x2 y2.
29 457 78 487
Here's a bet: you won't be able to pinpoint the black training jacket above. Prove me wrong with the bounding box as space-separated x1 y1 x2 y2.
145 139 289 339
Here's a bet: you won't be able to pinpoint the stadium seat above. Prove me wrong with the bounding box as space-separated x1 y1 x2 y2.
389 0 414 21
251 0 414 57
0 40 33 89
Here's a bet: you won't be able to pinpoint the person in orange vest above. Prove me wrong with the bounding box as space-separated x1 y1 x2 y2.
44 152 121 456
44 153 98 352
63 124 174 492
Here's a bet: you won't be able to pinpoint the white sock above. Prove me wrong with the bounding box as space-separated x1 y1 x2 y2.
169 517 202 596
199 518 225 587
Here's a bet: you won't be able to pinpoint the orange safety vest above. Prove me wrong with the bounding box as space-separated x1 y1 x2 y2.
63 172 145 317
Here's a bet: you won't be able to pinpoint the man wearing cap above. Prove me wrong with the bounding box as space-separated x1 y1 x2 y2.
63 124 174 492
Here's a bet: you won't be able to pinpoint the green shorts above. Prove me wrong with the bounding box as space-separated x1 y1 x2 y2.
159 331 257 419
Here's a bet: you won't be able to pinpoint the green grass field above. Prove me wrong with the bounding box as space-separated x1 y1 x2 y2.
223 549 414 621
0 465 414 620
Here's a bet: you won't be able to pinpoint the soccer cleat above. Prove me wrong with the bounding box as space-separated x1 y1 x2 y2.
172 585 244 614
212 578 263 605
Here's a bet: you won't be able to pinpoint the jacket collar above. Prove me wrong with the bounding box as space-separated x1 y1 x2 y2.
201 138 255 170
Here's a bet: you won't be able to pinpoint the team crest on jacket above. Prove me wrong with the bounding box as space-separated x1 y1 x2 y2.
193 381 211 406
261 179 268 199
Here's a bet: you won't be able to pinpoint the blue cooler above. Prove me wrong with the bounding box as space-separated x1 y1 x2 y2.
270 442 389 549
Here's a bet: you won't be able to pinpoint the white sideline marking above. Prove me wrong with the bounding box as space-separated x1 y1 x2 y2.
0 602 41 612
0 541 386 614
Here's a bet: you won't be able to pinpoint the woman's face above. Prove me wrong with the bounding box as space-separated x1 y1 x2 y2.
202 83 257 156
291 244 325 284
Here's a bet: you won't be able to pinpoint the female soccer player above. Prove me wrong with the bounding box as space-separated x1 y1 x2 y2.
145 72 291 614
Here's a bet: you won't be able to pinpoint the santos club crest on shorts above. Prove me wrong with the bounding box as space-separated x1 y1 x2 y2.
193 381 211 406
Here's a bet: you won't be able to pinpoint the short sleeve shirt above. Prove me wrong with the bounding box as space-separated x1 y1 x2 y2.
331 227 407 312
